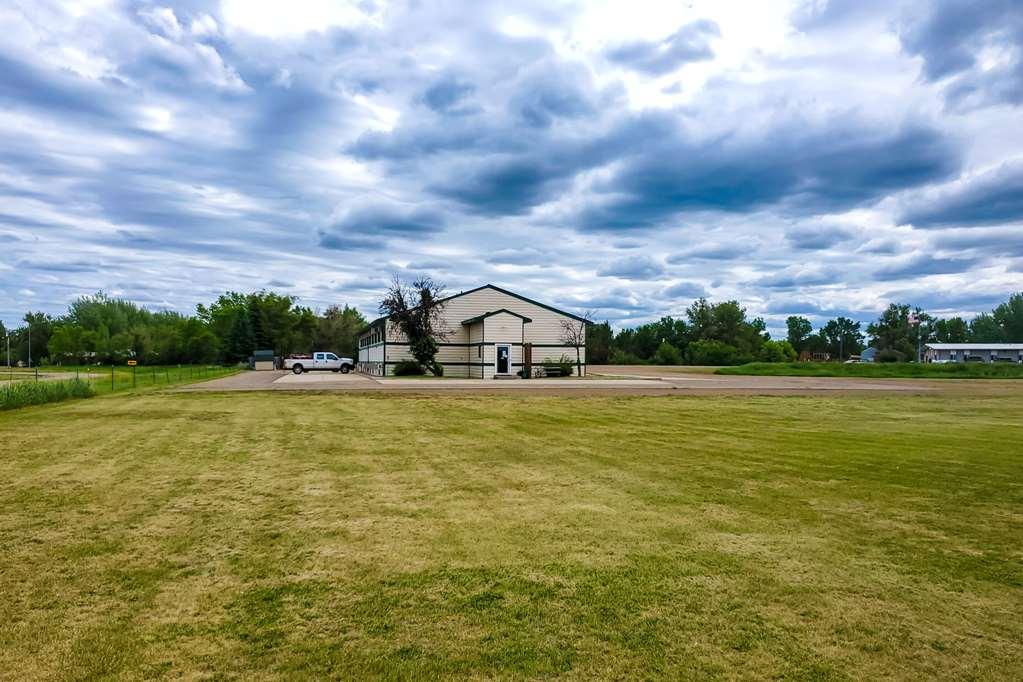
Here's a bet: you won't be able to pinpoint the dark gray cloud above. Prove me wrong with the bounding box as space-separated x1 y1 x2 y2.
785 226 856 250
899 0 1023 109
319 202 446 251
930 227 1023 257
605 20 720 75
661 281 707 299
486 248 546 266
419 75 477 115
596 256 665 280
668 244 746 262
874 253 984 280
899 161 1023 228
753 267 840 289
575 118 959 231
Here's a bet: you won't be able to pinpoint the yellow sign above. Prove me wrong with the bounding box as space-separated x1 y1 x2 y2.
127 360 137 366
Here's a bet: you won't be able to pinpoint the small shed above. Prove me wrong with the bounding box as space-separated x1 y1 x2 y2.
860 347 877 363
251 349 276 371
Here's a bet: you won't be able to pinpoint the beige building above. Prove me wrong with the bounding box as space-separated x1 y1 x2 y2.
357 284 587 378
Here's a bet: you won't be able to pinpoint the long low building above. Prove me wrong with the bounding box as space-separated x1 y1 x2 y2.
357 284 588 378
924 343 1023 363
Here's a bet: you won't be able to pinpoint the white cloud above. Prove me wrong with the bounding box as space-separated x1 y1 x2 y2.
220 0 378 38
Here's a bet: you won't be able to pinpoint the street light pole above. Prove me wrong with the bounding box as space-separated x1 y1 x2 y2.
27 324 31 368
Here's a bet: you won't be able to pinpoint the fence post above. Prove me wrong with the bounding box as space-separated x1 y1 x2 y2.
35 368 39 382
111 364 114 391
132 365 136 389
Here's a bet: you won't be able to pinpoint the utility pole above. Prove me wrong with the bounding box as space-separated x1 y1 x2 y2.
27 323 31 368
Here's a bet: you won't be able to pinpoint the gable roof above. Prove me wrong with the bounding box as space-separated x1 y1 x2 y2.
461 309 532 325
361 283 589 333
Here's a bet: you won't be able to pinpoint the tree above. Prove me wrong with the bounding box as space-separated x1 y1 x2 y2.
652 341 682 365
759 339 797 362
992 292 1023 341
968 312 1002 342
933 316 969 343
786 316 813 353
379 275 448 375
586 321 612 364
819 317 864 359
559 310 592 376
314 304 367 358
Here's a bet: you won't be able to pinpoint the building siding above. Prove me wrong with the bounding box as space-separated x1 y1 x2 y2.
358 285 586 378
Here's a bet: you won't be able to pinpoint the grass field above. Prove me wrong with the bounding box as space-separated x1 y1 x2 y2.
1 365 236 410
1 390 1021 679
717 361 1023 379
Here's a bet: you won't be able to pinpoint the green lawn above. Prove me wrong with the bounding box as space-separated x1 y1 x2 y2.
1 365 237 410
1 391 1021 679
717 361 1023 379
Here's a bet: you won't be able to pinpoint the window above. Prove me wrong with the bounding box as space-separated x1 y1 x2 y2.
327 353 338 361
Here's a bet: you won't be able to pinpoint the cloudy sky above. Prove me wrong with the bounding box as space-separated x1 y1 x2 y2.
2 0 1022 333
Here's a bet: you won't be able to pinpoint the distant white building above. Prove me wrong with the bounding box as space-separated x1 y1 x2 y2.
924 343 1023 363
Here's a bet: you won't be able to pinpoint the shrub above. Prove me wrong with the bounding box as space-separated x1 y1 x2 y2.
392 360 424 376
541 354 575 377
759 340 798 363
1 378 95 410
876 348 906 363
686 339 752 366
652 342 683 365
609 350 645 365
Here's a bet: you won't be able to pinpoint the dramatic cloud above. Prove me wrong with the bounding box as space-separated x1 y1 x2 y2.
0 0 1017 334
597 256 666 280
874 254 984 281
785 226 857 250
898 0 1023 109
605 20 720 75
899 161 1023 227
661 281 708 299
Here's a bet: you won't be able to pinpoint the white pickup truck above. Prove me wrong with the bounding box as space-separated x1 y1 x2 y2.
284 352 354 374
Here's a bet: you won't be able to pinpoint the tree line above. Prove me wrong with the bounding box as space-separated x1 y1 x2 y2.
586 292 1023 365
5 289 1020 368
2 292 366 366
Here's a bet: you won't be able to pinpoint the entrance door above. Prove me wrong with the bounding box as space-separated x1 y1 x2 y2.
496 345 510 374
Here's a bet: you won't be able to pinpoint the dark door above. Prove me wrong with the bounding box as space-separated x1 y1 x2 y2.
497 345 510 374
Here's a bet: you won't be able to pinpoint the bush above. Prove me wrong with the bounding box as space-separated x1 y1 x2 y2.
686 339 752 366
759 340 797 363
652 342 682 365
876 348 906 363
392 360 424 376
541 354 575 377
1 378 95 410
609 350 645 365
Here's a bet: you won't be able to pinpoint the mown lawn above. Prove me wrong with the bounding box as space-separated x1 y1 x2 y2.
717 361 1023 379
1 391 1021 679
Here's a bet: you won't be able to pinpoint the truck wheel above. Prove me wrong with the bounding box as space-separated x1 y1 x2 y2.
292 364 303 374
340 365 350 374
